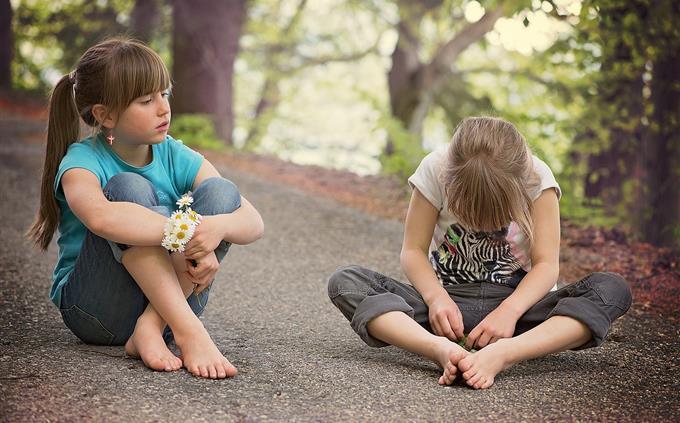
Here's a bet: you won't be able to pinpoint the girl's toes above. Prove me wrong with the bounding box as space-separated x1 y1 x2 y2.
187 365 198 377
467 373 482 387
198 365 209 378
208 365 218 379
457 358 472 373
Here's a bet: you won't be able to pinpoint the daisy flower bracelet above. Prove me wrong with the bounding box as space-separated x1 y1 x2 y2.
161 193 202 253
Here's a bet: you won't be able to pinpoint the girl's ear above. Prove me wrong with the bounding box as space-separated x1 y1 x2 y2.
91 104 117 129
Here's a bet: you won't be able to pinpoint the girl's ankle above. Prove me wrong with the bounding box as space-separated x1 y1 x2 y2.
169 319 206 344
427 336 452 365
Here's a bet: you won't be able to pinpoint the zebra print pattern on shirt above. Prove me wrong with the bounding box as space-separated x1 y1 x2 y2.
431 223 526 287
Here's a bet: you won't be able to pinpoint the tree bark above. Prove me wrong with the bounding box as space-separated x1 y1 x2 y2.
643 40 680 248
244 76 280 150
0 0 12 91
584 38 644 206
130 0 160 43
172 0 247 145
386 1 504 155
386 4 432 155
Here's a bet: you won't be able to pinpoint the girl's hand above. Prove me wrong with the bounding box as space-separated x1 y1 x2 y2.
186 251 220 294
184 215 224 260
428 295 465 341
466 303 519 349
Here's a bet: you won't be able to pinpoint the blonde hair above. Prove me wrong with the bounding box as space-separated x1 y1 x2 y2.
441 117 541 247
27 37 171 250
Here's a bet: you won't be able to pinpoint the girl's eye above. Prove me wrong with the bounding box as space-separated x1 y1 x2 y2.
142 97 153 104
161 90 171 98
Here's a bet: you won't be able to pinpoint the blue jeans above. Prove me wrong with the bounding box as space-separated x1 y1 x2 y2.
59 173 241 346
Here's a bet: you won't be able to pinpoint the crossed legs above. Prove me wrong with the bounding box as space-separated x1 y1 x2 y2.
329 266 631 389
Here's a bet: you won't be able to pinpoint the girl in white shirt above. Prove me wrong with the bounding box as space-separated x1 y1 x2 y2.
328 116 631 389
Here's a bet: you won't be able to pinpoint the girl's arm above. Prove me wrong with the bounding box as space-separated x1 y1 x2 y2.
181 159 264 260
62 158 264 249
465 188 560 349
189 159 264 245
62 168 167 245
499 188 561 317
401 188 465 340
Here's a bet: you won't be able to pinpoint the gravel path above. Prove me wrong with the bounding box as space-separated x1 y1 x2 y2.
0 114 678 422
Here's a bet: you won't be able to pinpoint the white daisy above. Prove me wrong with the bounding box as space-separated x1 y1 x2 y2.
176 193 194 208
163 220 176 238
162 235 184 252
186 209 202 223
176 218 196 235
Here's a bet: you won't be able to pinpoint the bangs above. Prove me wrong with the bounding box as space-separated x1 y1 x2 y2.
102 41 171 113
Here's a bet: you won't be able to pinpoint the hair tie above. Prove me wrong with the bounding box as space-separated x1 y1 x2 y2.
68 70 76 84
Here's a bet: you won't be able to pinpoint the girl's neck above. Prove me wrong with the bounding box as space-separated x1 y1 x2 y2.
109 139 153 167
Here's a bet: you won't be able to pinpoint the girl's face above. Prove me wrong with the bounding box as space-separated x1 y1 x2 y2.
113 89 171 145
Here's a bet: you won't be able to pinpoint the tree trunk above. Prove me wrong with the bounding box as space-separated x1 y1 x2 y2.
172 0 247 145
385 1 503 155
642 45 680 248
584 76 644 205
130 0 160 43
584 0 645 204
243 0 305 151
244 76 280 151
386 7 430 155
0 0 12 91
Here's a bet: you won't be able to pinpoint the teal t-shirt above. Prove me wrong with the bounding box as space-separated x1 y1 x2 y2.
50 134 204 307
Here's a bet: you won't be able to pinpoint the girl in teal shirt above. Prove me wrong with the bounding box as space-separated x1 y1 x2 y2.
28 37 264 380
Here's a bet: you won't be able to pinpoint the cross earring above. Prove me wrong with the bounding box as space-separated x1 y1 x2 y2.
106 133 115 146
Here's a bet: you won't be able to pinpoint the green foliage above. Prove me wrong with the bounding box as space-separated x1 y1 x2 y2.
434 73 495 136
12 0 133 91
567 0 680 247
378 113 426 180
8 0 677 247
170 114 225 151
557 161 621 228
11 0 171 92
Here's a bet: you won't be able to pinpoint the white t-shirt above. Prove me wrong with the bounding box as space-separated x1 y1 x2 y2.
408 147 561 287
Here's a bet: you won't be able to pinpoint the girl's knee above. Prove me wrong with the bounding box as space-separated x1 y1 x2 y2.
589 272 633 311
104 173 158 206
193 177 241 215
327 265 370 299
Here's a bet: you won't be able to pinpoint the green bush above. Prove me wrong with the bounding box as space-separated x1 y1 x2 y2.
170 114 224 151
378 114 426 180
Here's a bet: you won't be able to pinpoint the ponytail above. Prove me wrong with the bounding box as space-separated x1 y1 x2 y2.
26 74 81 250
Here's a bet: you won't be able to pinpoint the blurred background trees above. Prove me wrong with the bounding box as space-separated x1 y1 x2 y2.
3 0 679 249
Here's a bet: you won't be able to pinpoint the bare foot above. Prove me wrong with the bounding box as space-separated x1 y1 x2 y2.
457 338 515 389
124 319 182 372
429 337 470 386
174 324 237 379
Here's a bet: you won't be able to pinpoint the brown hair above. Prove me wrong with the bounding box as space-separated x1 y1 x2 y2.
441 116 541 246
27 37 171 250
